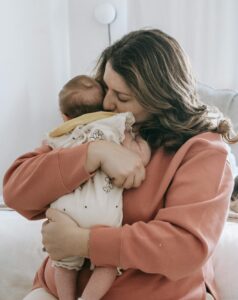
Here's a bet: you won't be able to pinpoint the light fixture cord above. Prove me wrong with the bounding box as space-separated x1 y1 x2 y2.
108 24 111 46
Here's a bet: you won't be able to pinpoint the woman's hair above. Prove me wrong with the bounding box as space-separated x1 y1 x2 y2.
59 75 104 119
94 29 238 152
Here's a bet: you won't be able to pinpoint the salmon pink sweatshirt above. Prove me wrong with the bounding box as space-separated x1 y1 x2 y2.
3 132 233 300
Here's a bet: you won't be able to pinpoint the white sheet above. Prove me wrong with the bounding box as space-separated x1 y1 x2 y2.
212 222 238 300
1 211 238 300
0 210 46 300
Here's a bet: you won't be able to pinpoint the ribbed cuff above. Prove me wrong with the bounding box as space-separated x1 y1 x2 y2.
89 226 122 267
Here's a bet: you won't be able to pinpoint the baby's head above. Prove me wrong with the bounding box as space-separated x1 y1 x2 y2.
59 75 104 120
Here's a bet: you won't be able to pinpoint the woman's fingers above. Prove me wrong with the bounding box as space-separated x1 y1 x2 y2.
122 174 135 189
86 140 147 189
42 209 66 257
98 142 146 186
114 164 145 189
41 208 89 260
123 168 145 189
133 165 146 188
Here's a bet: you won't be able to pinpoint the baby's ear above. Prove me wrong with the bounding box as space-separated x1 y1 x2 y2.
62 113 70 121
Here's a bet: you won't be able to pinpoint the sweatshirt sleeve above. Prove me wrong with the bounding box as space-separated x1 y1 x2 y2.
89 142 233 280
3 143 91 220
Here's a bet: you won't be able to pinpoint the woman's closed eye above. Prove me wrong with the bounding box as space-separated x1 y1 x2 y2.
117 93 130 102
118 96 129 103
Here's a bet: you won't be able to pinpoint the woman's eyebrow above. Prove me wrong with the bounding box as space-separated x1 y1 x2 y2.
103 78 131 96
117 91 131 97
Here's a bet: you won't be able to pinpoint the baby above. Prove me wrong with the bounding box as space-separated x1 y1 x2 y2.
45 75 151 300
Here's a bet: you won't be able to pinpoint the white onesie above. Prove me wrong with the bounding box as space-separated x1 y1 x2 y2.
45 112 135 270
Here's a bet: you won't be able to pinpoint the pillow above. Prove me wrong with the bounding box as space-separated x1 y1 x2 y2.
197 83 238 163
226 145 238 178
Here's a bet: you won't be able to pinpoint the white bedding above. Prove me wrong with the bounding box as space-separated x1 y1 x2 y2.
0 210 46 300
212 221 238 300
1 210 238 300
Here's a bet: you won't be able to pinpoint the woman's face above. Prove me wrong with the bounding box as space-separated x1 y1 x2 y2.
103 62 151 123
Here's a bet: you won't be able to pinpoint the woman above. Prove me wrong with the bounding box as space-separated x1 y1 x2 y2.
3 29 237 300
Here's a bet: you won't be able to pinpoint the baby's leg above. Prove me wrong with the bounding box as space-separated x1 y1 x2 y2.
80 267 117 300
55 266 77 300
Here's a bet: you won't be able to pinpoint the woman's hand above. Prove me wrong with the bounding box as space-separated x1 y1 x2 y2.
41 208 89 260
86 141 146 189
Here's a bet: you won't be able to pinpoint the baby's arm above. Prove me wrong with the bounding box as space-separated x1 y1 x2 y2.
122 132 151 166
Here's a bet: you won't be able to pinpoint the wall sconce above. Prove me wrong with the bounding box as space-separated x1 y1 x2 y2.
94 3 117 45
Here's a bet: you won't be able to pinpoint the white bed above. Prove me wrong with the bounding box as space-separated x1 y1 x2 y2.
1 207 238 300
0 208 46 299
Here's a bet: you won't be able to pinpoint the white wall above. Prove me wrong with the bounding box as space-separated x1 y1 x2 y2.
127 0 238 90
0 0 70 194
68 0 127 76
0 0 127 195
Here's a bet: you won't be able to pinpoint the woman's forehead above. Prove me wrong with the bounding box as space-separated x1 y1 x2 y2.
104 62 131 94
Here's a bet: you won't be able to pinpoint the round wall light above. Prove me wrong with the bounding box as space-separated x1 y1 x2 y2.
94 3 117 25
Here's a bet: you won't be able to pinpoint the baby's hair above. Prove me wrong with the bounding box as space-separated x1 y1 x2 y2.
59 75 104 119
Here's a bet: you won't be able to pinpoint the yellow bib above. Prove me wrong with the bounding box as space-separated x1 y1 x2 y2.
49 111 117 137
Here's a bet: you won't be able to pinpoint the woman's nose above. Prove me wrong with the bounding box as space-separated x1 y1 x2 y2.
103 91 116 111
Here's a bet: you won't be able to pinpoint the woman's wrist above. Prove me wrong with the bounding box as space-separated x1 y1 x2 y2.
74 227 90 258
85 141 106 173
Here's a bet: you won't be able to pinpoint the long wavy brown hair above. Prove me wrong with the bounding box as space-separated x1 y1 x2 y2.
94 29 238 152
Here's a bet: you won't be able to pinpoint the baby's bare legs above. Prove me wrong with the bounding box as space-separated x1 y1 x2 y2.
55 267 77 300
80 267 117 300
